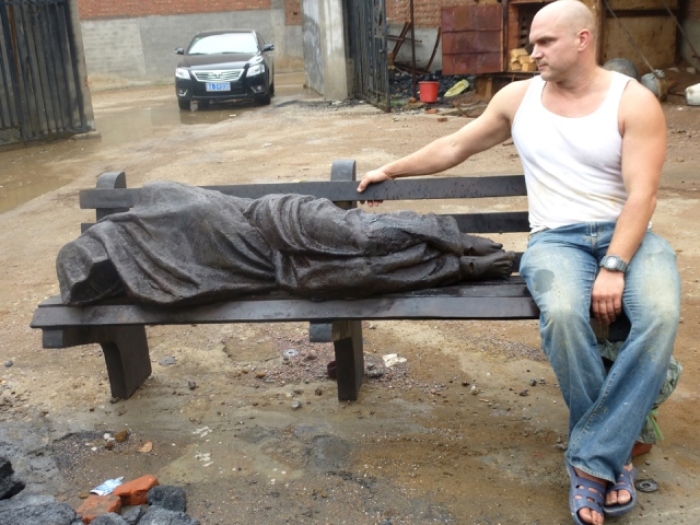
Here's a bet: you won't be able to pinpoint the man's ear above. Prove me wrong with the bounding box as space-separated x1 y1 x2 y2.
577 29 592 51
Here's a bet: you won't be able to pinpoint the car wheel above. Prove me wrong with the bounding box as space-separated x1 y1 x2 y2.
178 99 191 110
269 82 275 96
255 93 271 106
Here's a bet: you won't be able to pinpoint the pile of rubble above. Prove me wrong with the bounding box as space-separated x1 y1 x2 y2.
0 456 199 525
389 70 476 101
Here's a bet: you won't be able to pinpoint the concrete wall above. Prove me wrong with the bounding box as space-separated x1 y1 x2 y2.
80 9 303 89
302 0 323 94
301 0 348 101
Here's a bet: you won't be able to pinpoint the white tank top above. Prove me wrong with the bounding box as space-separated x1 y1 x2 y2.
511 72 632 232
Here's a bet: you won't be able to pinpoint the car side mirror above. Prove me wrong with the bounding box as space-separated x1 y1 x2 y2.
175 48 184 55
263 44 275 52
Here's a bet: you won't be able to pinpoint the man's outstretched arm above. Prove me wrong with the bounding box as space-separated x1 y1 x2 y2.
357 80 529 202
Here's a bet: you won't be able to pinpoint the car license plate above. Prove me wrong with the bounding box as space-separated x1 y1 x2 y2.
206 82 230 92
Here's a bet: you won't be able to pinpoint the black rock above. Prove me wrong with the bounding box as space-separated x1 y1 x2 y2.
0 456 25 500
0 493 77 525
91 512 129 525
147 485 187 512
140 506 199 525
122 506 145 525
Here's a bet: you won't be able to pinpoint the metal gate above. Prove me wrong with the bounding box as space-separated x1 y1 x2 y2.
0 0 89 145
345 0 389 111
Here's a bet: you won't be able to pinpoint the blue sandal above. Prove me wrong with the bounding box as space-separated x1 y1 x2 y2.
565 461 606 525
604 465 638 517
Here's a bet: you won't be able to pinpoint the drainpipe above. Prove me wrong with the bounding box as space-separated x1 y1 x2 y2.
410 0 417 98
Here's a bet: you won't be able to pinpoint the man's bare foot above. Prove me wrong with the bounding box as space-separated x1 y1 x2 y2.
460 234 503 256
605 463 634 507
572 467 606 525
459 251 514 281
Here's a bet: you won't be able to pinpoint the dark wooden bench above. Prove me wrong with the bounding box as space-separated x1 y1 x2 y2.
30 160 630 401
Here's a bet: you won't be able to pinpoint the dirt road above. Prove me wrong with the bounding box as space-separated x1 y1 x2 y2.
1 72 699 525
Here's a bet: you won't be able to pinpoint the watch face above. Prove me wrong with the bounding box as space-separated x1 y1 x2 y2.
605 256 619 269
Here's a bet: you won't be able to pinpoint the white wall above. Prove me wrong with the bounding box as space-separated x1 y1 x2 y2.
80 10 303 89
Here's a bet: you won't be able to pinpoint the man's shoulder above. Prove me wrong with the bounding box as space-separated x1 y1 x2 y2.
498 78 534 96
490 78 533 118
618 75 664 126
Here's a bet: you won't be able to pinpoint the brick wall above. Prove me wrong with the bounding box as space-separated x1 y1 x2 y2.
388 0 503 28
78 0 273 20
285 0 302 25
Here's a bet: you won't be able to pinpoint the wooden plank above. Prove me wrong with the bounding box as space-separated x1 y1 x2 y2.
453 211 529 233
79 176 527 210
602 16 676 75
607 0 678 9
31 280 540 328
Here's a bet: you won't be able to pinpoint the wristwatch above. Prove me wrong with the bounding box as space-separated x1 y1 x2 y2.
600 255 629 273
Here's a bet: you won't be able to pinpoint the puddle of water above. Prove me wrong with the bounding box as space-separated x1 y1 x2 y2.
0 139 101 214
0 100 253 214
0 72 314 214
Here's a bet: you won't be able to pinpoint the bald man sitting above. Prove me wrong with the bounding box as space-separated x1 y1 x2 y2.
357 1 680 523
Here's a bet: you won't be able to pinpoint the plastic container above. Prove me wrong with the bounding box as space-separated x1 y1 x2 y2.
418 81 439 103
640 70 666 99
686 83 700 106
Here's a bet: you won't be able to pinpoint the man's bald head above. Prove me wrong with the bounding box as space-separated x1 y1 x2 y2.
535 0 597 41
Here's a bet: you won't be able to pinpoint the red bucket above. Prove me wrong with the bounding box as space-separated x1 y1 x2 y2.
418 81 439 103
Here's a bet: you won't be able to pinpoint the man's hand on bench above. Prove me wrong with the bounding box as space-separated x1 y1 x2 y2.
356 168 392 207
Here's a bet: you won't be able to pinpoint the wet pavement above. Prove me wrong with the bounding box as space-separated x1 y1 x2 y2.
0 73 314 214
1 72 700 525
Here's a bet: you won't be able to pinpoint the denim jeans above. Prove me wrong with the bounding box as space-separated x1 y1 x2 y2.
519 222 680 482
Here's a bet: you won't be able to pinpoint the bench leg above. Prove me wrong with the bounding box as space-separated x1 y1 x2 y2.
309 320 365 401
98 326 152 400
40 325 152 399
333 321 364 401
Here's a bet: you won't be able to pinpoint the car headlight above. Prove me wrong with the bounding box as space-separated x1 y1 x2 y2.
175 68 190 80
246 63 266 77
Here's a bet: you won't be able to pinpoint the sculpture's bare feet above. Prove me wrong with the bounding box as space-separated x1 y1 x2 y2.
461 234 503 256
459 251 514 281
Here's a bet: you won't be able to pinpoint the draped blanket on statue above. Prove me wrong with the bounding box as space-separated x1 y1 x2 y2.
56 182 466 305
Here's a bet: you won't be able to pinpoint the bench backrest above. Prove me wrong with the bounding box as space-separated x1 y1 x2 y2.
75 162 635 340
79 160 530 240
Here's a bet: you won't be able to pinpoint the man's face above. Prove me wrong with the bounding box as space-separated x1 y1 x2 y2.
529 13 581 81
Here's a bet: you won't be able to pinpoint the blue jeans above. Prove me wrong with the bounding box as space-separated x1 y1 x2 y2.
520 222 680 482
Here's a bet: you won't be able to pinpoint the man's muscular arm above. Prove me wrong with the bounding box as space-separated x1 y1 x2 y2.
591 80 666 325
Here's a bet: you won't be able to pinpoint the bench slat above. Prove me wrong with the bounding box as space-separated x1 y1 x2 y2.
80 212 531 235
79 176 527 209
453 211 529 233
31 279 539 327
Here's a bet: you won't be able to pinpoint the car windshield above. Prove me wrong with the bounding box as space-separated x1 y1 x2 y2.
187 33 258 55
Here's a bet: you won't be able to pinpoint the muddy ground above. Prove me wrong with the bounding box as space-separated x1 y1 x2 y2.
1 71 700 525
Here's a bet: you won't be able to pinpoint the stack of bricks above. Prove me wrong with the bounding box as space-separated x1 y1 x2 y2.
509 48 537 72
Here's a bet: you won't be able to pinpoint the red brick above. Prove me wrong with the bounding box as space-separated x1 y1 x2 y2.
113 474 159 506
78 0 273 20
76 494 122 524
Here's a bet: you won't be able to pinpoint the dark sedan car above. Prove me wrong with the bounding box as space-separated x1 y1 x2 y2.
175 29 274 110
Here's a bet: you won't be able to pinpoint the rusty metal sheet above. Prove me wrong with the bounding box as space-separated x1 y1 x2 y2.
442 53 503 75
442 5 502 32
442 31 502 54
441 4 504 75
